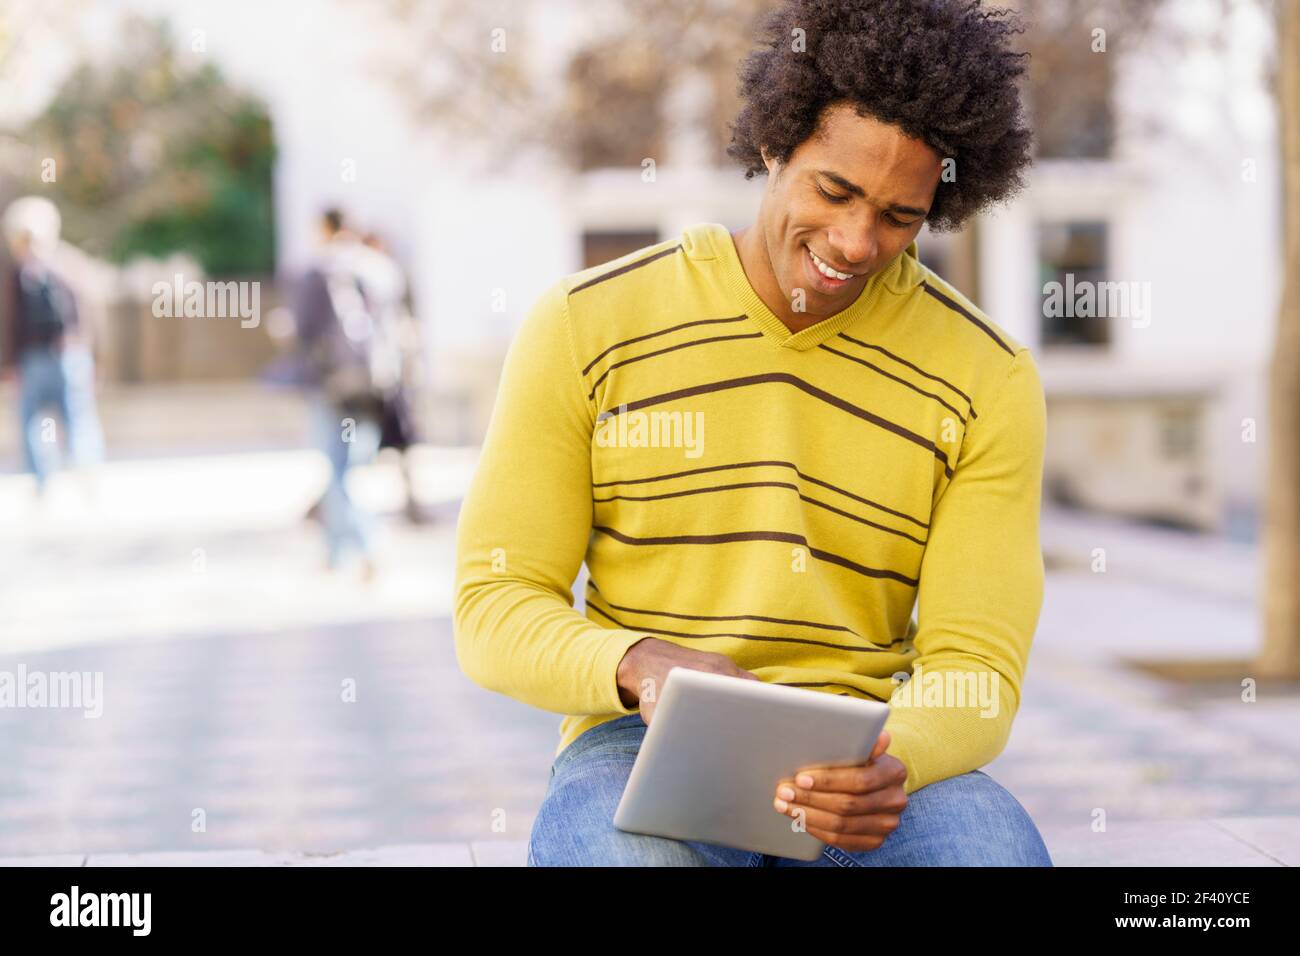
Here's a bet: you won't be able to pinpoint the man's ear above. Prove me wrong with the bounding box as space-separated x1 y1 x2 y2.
760 145 778 176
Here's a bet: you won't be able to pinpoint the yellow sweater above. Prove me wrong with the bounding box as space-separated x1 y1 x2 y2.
453 222 1046 795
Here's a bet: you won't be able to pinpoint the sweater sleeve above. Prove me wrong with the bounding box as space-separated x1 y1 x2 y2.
883 347 1047 795
452 280 649 716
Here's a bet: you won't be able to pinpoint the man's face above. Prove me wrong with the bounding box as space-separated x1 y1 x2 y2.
757 102 943 318
6 232 31 261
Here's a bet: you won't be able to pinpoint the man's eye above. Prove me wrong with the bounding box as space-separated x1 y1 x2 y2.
816 185 850 204
885 213 917 227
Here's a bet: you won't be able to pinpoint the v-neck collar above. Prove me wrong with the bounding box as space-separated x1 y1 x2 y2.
706 222 913 351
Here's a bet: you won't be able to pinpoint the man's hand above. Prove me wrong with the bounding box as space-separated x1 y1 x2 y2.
615 637 760 725
772 729 908 852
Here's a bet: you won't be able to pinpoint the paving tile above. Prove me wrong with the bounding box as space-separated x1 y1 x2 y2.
1209 816 1300 866
1039 819 1283 867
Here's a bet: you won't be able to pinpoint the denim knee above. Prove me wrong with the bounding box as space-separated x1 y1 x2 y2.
919 770 1053 866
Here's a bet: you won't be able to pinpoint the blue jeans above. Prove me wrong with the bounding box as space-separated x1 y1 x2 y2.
527 713 1053 867
18 345 104 488
311 396 379 566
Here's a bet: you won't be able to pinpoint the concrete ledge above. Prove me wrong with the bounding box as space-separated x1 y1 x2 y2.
0 842 526 868
3 818 1295 867
83 844 483 867
0 854 88 867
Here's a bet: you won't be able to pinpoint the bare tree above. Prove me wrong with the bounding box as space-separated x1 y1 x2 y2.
374 0 768 171
940 0 1165 301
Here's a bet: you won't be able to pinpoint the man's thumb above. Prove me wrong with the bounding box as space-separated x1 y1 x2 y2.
871 729 891 761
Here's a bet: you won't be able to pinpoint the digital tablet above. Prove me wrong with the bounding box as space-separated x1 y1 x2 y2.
612 667 891 861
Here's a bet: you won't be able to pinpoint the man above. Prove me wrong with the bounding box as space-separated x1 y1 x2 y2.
1 196 105 497
292 209 397 576
455 0 1050 866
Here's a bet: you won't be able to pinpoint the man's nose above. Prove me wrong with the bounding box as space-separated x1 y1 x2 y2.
827 221 876 269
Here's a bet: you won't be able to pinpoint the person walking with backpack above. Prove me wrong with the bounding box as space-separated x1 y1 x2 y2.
290 209 396 576
1 196 105 497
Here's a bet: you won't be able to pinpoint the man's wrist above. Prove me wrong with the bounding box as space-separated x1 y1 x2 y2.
615 636 653 706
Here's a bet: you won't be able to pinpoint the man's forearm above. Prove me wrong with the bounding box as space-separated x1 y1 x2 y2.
884 662 1020 795
453 570 647 717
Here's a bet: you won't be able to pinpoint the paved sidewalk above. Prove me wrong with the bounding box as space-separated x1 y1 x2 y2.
2 452 1296 865
1039 503 1260 604
0 446 479 654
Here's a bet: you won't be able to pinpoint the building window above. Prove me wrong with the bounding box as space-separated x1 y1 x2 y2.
1038 221 1110 348
582 230 660 269
1160 405 1199 460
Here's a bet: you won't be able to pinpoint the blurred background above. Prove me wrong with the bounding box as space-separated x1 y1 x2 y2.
0 0 1297 863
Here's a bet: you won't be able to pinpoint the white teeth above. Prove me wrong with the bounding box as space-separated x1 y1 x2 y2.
809 248 853 281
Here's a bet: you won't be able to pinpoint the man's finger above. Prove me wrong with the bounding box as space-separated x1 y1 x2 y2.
773 778 904 816
803 824 892 854
869 729 890 762
789 729 892 788
775 800 899 838
789 758 905 795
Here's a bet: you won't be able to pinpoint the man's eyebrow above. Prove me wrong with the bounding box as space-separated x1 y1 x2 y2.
815 169 930 218
817 170 866 197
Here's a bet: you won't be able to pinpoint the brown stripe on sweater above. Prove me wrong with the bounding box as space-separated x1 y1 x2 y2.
596 373 954 479
776 681 891 702
586 599 899 653
582 315 749 376
593 459 929 530
588 332 764 401
569 245 682 296
818 343 969 425
836 332 977 418
592 525 919 586
921 281 1015 357
594 480 927 546
585 580 903 649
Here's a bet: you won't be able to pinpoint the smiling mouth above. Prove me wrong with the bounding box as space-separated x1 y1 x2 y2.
807 246 857 282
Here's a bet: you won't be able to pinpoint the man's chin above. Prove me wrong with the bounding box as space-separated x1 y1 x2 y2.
790 285 853 312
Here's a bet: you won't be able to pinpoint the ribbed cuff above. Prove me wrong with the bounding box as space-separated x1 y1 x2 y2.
594 629 653 715
883 706 928 796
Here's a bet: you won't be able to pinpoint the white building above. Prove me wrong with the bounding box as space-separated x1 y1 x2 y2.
14 0 1282 528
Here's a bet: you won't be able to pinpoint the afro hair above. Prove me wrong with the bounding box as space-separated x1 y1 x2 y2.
728 0 1033 232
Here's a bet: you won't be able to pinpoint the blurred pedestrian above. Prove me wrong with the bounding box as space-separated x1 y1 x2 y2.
291 208 399 576
361 231 427 525
1 196 105 498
